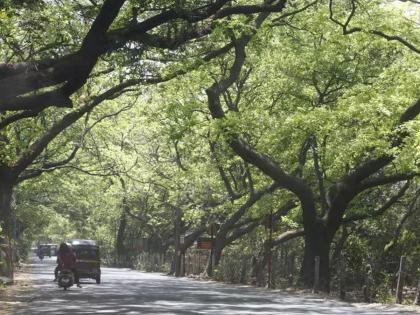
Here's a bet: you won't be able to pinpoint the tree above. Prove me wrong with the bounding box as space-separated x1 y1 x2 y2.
0 1 300 280
2 0 419 294
199 2 419 291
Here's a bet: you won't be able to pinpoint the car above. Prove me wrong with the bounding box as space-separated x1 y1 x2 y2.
70 239 101 284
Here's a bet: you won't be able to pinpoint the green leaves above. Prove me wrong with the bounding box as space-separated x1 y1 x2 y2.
2 0 418 277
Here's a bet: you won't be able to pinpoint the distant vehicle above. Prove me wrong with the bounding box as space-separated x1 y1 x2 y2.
37 243 58 258
37 244 50 259
48 244 58 256
70 239 101 284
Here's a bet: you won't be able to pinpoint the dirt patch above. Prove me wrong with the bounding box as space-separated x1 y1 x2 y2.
0 264 33 315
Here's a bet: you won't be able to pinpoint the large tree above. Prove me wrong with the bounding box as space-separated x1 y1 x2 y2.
0 0 293 240
198 1 419 291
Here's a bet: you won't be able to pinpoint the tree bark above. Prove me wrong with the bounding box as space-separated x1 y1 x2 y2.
115 211 127 266
0 168 15 279
205 237 225 276
251 241 271 287
300 220 337 292
0 168 14 237
174 206 182 277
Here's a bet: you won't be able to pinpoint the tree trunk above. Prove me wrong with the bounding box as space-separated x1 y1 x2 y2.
0 175 14 279
213 245 223 267
174 207 182 277
300 221 336 292
251 241 270 287
205 237 225 276
115 211 127 266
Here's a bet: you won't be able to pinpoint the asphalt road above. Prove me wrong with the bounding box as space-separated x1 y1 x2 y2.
0 256 417 315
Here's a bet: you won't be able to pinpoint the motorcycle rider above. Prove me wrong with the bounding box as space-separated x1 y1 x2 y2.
53 246 64 281
55 242 81 288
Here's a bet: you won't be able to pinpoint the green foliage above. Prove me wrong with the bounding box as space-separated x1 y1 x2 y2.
1 0 419 300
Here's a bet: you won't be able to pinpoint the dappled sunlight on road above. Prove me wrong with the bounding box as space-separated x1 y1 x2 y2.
1 257 415 315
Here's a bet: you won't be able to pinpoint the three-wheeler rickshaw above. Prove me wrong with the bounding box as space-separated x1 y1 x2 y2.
70 239 101 284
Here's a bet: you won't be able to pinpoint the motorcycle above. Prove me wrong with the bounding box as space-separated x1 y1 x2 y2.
57 269 74 290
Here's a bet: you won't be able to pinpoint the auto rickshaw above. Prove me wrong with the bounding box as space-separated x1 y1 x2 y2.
48 244 58 256
37 243 52 259
70 239 101 284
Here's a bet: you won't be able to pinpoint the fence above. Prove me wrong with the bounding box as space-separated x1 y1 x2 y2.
330 255 420 305
186 251 420 305
184 250 210 275
134 252 172 273
126 246 420 306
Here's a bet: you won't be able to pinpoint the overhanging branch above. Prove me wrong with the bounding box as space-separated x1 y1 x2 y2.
271 228 305 247
342 181 410 223
329 0 419 54
0 0 289 113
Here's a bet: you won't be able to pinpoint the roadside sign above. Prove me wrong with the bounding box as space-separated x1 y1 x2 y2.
197 237 213 250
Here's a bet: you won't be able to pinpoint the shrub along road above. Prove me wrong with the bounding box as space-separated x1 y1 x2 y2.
0 256 417 315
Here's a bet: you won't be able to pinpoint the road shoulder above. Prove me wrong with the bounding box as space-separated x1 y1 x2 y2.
0 263 33 315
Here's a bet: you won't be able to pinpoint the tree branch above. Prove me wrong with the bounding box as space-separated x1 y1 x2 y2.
0 0 127 111
205 12 317 225
384 187 420 254
312 137 328 215
15 103 135 182
357 172 419 193
218 182 279 239
342 181 410 223
271 228 305 247
344 96 420 185
0 110 40 130
209 140 241 201
226 201 296 244
0 0 291 113
11 79 142 177
16 145 80 183
272 0 318 24
329 0 419 54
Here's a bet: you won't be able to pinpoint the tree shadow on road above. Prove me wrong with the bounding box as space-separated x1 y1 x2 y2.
8 262 415 315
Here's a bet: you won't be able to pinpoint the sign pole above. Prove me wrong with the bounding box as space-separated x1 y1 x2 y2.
267 211 273 289
180 235 185 277
209 224 214 276
313 256 320 293
396 256 406 304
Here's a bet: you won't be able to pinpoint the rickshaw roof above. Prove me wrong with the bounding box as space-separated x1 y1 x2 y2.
70 239 98 246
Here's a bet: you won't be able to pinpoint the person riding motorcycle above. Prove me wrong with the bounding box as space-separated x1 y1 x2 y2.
55 243 81 288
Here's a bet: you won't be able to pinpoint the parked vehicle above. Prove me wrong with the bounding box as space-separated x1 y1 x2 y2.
70 240 101 284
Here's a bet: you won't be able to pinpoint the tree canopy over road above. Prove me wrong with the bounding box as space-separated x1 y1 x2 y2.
0 0 419 300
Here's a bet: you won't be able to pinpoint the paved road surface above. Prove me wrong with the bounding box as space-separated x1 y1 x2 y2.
0 257 417 314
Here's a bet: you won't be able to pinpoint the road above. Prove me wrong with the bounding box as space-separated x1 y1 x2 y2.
0 256 417 315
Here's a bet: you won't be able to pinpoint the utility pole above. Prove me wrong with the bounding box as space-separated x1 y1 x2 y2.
209 223 214 276
267 210 273 289
174 207 182 277
396 256 406 304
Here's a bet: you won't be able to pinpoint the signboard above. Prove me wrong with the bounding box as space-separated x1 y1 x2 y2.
197 237 213 250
